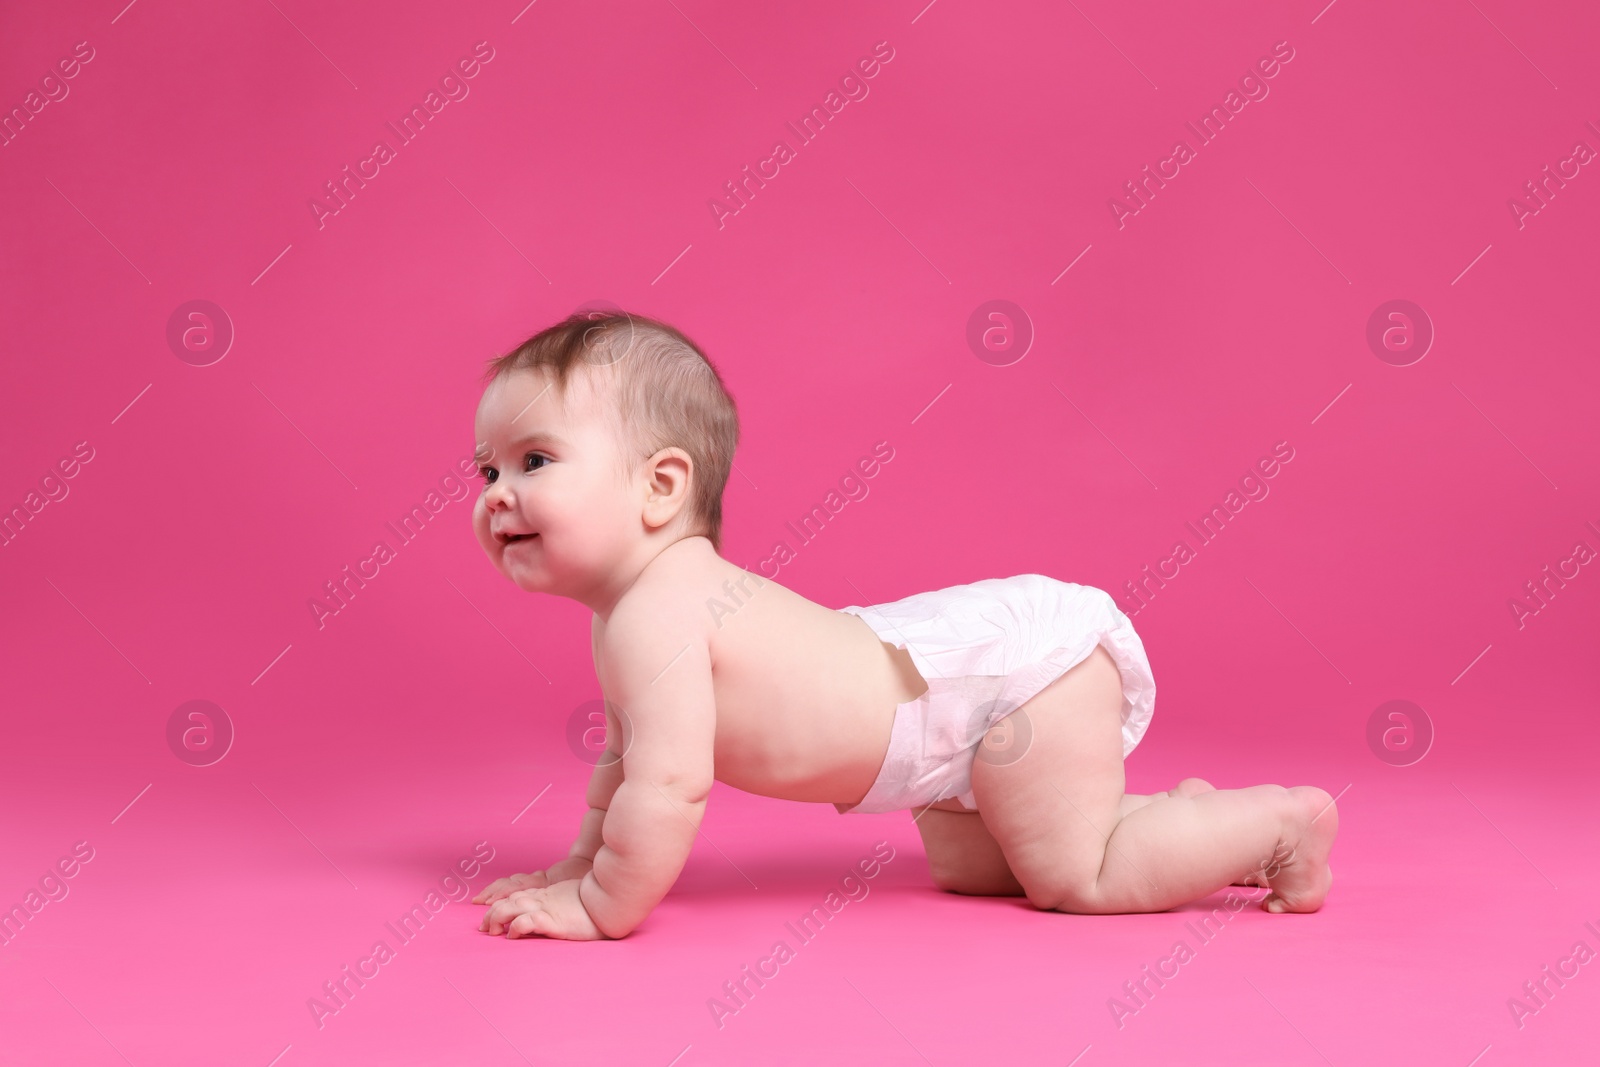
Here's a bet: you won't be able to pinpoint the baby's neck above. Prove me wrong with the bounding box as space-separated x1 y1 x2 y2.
581 533 719 622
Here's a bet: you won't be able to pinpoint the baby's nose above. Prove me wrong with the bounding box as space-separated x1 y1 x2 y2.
483 481 514 509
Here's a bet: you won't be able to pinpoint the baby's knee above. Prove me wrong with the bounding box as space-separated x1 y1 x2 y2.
1019 855 1161 913
1016 863 1101 912
926 855 967 893
925 843 1025 896
929 859 1015 896
1026 878 1101 913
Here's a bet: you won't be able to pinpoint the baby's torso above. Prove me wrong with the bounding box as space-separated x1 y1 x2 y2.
598 541 924 807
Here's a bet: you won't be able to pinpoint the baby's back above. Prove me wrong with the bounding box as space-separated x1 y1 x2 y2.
603 537 921 807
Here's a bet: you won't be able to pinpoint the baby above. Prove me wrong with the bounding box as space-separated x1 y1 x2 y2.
468 309 1338 940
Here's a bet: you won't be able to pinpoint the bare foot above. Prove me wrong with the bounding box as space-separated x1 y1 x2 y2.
1259 785 1338 913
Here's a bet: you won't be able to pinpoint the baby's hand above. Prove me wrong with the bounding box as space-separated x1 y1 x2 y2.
478 878 608 941
472 857 595 905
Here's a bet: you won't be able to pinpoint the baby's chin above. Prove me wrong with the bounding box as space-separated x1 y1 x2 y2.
491 536 612 596
499 550 571 595
499 556 549 591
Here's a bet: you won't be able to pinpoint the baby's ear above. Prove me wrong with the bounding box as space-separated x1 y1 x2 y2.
641 448 693 529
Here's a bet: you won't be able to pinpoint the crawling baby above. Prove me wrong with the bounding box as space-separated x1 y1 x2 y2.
468 309 1339 940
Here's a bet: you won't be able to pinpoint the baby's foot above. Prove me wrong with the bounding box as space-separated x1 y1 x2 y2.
1259 785 1338 913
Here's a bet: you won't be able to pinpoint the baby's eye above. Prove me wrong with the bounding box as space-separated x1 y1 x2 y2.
524 452 550 472
477 466 497 484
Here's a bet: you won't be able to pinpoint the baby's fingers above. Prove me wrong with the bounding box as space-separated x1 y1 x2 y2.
472 871 550 904
472 879 511 905
479 894 529 934
506 911 551 940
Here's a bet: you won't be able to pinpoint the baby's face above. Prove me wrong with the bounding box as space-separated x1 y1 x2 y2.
472 367 638 596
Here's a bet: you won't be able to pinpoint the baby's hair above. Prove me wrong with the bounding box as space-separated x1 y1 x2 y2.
481 310 740 551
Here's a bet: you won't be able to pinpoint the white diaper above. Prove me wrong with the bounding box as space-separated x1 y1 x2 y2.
835 574 1157 814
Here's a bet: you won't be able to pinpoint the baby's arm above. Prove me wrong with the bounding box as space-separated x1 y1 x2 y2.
477 598 715 939
561 615 627 876
577 604 716 938
558 751 624 874
475 617 622 905
473 751 623 904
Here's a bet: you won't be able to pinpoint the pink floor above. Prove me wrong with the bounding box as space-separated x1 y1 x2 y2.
3 657 1597 1064
4 0 1600 1062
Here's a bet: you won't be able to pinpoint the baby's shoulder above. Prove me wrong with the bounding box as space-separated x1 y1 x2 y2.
596 576 712 683
605 578 704 636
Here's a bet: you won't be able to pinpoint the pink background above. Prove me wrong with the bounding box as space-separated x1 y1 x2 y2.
2 0 1597 1063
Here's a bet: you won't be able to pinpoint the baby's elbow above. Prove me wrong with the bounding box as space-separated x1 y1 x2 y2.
622 749 713 806
660 775 712 806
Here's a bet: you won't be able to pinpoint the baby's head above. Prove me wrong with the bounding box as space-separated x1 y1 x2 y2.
472 310 739 598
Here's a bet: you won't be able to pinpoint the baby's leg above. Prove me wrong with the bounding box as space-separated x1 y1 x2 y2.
915 781 1223 896
1118 779 1275 887
1118 777 1214 818
912 806 1025 896
970 646 1336 914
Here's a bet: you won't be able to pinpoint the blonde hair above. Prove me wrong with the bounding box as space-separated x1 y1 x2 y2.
481 310 740 551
